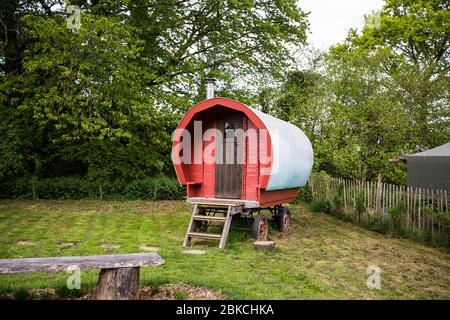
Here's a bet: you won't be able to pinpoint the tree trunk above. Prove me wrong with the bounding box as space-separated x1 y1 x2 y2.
95 267 140 300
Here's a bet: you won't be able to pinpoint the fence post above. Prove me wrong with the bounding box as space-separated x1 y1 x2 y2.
431 188 434 236
406 186 410 229
445 190 448 223
343 180 347 210
418 187 422 234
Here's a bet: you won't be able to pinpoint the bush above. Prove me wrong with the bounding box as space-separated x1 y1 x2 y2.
366 211 386 232
0 176 185 200
309 198 331 214
387 201 405 230
330 186 344 216
354 191 366 222
296 184 312 204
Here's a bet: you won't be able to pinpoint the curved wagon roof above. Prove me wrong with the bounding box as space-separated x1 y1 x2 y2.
173 97 314 191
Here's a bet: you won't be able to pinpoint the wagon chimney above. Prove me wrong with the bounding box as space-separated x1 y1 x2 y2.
206 78 216 99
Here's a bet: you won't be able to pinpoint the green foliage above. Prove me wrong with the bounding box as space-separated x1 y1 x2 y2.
330 186 344 216
266 0 449 184
309 198 330 214
354 192 366 222
0 0 309 182
0 177 184 200
387 201 406 229
366 211 386 232
175 290 189 300
296 184 312 204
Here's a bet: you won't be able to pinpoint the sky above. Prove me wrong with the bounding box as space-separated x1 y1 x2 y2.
298 0 385 49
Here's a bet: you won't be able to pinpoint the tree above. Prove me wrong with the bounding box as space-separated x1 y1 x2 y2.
0 0 309 180
271 0 449 184
351 0 450 148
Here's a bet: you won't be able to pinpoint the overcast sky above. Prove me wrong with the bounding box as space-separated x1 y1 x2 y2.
298 0 385 49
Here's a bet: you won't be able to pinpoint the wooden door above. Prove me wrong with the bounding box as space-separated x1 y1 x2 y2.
215 116 243 199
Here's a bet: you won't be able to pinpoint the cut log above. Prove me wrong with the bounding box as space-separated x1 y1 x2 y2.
95 267 140 300
254 241 275 251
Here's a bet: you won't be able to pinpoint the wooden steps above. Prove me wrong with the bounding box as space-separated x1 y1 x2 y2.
187 232 222 240
183 202 243 249
192 215 226 222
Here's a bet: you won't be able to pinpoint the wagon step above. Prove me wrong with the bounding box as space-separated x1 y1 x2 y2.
192 215 226 222
187 232 222 240
183 203 241 249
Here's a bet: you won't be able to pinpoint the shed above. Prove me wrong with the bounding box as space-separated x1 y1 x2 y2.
172 97 314 208
406 142 450 191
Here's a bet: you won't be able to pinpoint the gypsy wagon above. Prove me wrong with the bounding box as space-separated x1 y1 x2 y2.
172 97 313 248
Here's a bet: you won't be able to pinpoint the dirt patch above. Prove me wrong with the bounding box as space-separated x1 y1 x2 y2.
17 240 39 246
141 284 225 300
28 288 58 299
139 245 160 252
100 243 121 251
182 249 207 255
58 242 77 249
17 284 225 300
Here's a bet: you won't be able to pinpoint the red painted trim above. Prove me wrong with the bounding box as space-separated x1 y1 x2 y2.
172 97 273 189
259 188 299 207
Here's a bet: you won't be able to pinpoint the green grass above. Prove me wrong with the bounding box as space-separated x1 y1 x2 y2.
0 200 449 299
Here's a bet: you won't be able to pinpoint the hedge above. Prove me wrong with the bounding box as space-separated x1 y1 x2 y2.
0 176 185 200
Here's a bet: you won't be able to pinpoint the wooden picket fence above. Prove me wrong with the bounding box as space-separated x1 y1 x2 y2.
308 174 449 238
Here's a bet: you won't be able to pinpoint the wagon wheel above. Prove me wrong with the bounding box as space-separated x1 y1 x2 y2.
252 214 268 240
277 207 291 232
194 208 208 232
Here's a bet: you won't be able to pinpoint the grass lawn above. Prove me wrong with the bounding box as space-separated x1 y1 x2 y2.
0 200 449 299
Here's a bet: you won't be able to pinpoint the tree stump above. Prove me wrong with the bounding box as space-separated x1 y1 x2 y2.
254 241 275 251
95 267 140 300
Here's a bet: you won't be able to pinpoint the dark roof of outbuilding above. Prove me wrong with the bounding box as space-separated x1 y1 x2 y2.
407 142 450 157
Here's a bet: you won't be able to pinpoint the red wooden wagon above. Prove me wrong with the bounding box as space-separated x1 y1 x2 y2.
172 97 313 248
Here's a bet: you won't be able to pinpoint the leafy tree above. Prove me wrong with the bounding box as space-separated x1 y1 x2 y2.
0 0 309 181
351 0 450 148
271 0 449 184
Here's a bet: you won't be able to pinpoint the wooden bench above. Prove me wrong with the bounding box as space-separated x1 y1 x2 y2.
0 253 164 299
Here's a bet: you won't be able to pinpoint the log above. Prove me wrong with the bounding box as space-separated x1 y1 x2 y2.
254 241 275 251
95 267 140 300
0 252 164 275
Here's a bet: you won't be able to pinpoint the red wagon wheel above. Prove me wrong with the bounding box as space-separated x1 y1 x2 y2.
278 207 291 232
252 214 268 240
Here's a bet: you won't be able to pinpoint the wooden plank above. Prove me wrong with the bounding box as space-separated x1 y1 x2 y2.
215 116 243 199
188 232 222 240
183 204 198 247
0 253 164 275
193 215 226 222
418 187 422 233
439 189 443 234
193 202 243 208
219 205 233 249
406 186 410 229
445 190 448 224
412 187 417 232
431 188 434 236
343 179 347 210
